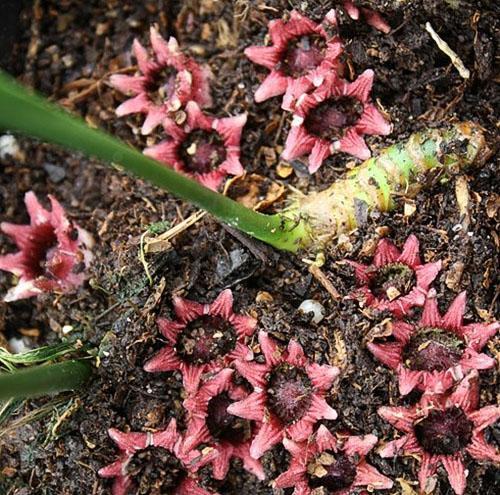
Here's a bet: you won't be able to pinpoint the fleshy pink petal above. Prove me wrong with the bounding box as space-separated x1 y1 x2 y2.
211 444 233 480
398 366 424 396
367 341 403 369
468 405 500 431
143 346 181 373
462 322 499 351
254 70 289 102
334 129 371 160
308 140 332 173
144 140 180 167
397 234 420 267
233 360 268 389
346 260 370 284
465 433 500 462
208 289 234 319
306 363 339 391
258 331 282 367
109 74 146 95
305 394 338 422
419 290 441 327
282 125 316 161
343 1 360 19
151 419 178 450
141 106 167 135
315 424 337 452
132 38 156 76
442 454 467 495
198 171 225 191
115 93 149 116
448 370 479 413
286 340 307 367
362 7 391 34
418 453 439 494
391 320 415 343
244 45 282 69
374 238 401 267
173 295 205 322
378 406 416 433
185 101 213 131
354 459 394 489
98 458 128 478
219 153 244 176
346 69 374 103
250 419 284 459
109 429 148 452
157 317 184 343
460 348 496 371
181 363 205 395
342 434 378 457
226 392 266 421
230 314 257 338
441 291 467 331
378 433 420 457
214 114 247 146
274 465 306 488
112 476 133 495
233 443 266 480
415 261 442 290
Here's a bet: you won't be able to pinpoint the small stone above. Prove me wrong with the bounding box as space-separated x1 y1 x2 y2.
43 163 66 183
298 299 325 324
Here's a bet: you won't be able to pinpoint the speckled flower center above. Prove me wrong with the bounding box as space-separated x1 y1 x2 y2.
126 446 185 494
282 35 326 76
146 66 178 105
304 97 363 140
369 262 416 300
180 130 227 174
266 364 313 424
415 407 473 455
307 452 357 491
403 327 464 372
206 392 250 444
176 315 236 365
26 224 59 278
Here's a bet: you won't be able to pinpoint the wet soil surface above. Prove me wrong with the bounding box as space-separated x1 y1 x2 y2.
0 1 498 494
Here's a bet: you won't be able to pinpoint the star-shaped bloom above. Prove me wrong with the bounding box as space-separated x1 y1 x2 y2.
110 27 212 135
244 9 343 111
182 368 265 481
144 289 256 395
0 191 94 302
368 289 498 395
378 371 500 495
342 1 391 34
346 234 441 317
274 425 393 494
227 331 340 459
282 70 392 170
99 419 217 495
144 101 246 190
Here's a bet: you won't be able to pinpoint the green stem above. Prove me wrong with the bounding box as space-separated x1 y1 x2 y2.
0 360 92 401
0 71 307 252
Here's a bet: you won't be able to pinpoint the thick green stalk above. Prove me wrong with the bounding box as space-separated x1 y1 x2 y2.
0 360 92 400
0 71 307 252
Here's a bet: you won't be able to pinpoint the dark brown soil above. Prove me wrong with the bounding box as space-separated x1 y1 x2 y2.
0 1 498 494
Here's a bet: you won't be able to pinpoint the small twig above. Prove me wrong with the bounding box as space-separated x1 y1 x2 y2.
425 22 470 79
307 263 342 301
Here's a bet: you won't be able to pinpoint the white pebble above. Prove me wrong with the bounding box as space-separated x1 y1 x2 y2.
0 134 20 159
298 299 325 324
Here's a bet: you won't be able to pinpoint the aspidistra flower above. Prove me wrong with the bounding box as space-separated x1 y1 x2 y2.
245 10 343 111
346 235 441 317
144 289 256 395
282 70 391 170
342 1 391 34
227 331 340 459
368 290 498 395
182 368 265 481
99 419 217 495
378 371 500 495
144 101 246 190
274 425 393 494
110 27 212 135
0 191 93 302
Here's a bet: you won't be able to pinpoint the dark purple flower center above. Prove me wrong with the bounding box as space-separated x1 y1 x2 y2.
304 97 363 141
176 315 236 365
126 446 185 494
415 407 473 455
25 224 59 278
180 130 227 175
403 327 464 372
146 66 178 105
368 262 416 300
282 35 326 77
307 452 357 492
266 364 312 424
206 392 251 444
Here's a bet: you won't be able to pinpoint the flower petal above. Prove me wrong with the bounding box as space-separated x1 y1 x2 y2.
259 331 282 367
254 70 289 102
250 419 283 459
306 363 339 391
244 45 282 69
415 261 442 289
441 291 467 331
465 432 500 463
227 392 266 421
367 341 403 369
354 459 394 489
378 406 416 433
356 103 392 136
442 454 467 495
343 434 378 457
334 129 371 160
108 429 148 452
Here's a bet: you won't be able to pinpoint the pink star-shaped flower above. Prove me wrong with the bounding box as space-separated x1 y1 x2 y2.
244 9 343 111
342 1 391 34
227 331 340 459
346 234 442 317
368 289 498 395
282 70 392 170
0 191 93 302
274 425 393 494
110 27 212 135
143 101 246 190
99 419 217 495
144 289 256 395
182 368 265 481
378 371 500 495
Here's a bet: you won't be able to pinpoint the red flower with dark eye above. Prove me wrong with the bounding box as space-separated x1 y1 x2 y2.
244 10 343 111
110 27 212 135
378 371 500 495
98 419 218 495
0 191 93 302
368 289 498 395
144 289 256 395
182 368 265 481
342 1 391 34
227 331 340 459
143 101 246 190
274 425 393 495
282 70 391 170
346 235 441 317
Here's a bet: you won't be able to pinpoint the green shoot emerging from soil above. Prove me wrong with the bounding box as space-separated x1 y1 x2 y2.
0 71 489 255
